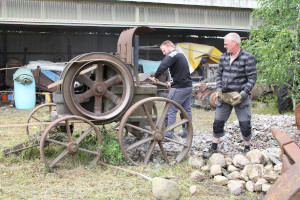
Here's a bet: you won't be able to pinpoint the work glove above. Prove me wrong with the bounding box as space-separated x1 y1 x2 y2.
240 91 248 101
231 93 242 106
215 88 224 103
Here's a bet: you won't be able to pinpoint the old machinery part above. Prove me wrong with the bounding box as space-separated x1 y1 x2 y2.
62 52 134 123
264 128 300 200
3 103 57 155
118 97 193 166
117 26 154 65
39 115 102 172
26 103 56 137
271 128 300 172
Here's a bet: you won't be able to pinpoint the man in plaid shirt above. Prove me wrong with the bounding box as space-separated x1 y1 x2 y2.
203 33 257 159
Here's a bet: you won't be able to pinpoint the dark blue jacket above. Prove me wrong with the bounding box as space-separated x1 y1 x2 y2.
216 48 257 94
155 50 192 88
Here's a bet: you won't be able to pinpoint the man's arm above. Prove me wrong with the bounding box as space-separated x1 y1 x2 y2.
244 55 257 94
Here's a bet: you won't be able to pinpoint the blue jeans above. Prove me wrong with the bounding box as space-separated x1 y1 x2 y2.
165 87 192 138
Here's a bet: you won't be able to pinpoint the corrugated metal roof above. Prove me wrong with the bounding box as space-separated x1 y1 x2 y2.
0 0 258 31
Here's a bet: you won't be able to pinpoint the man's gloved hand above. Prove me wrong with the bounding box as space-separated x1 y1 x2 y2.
240 91 248 101
231 93 242 106
215 88 224 103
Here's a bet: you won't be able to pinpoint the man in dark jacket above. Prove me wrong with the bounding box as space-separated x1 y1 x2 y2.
153 40 193 138
203 33 257 158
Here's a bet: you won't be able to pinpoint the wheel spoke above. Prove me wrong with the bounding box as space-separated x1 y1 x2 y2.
95 64 103 82
94 96 103 113
126 136 153 152
31 116 41 122
66 120 72 142
163 137 188 147
105 74 122 88
77 74 93 87
45 138 68 147
74 89 94 103
125 123 153 135
144 141 156 164
158 142 169 164
49 149 69 168
156 102 171 130
164 119 189 133
142 104 156 131
104 91 120 105
78 147 100 155
76 127 93 144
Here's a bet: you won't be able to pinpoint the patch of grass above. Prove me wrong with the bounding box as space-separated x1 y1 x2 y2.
251 94 280 115
99 126 124 166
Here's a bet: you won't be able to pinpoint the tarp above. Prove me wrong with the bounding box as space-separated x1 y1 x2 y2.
13 68 34 85
175 43 222 73
138 59 162 75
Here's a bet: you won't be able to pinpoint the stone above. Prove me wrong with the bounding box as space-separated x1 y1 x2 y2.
188 156 205 169
228 180 244 195
274 163 282 174
214 175 228 185
209 153 226 167
245 181 255 192
263 174 279 183
245 164 264 182
255 178 267 192
227 171 241 180
233 154 251 168
227 165 238 173
225 157 233 167
240 168 249 182
262 183 272 192
152 177 181 200
189 185 201 195
201 165 210 173
249 149 266 165
210 165 222 176
190 171 205 182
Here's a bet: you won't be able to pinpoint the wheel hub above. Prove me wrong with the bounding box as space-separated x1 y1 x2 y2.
154 131 163 141
68 143 79 153
93 82 106 96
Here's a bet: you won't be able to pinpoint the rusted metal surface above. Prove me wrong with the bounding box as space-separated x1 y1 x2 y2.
264 128 300 200
39 115 102 172
271 128 300 171
32 69 59 92
192 83 217 109
296 104 300 130
118 97 193 165
61 52 134 123
264 162 300 200
116 26 154 65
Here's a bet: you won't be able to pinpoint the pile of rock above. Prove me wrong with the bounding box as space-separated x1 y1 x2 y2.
190 114 298 157
188 148 282 197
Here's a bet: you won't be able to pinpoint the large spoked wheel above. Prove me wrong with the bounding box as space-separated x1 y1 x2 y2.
26 103 56 137
62 53 134 123
39 115 102 172
118 97 193 166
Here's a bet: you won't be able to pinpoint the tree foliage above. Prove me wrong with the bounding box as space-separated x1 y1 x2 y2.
242 0 300 101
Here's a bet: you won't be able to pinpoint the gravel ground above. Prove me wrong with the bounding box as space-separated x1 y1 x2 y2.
190 114 299 157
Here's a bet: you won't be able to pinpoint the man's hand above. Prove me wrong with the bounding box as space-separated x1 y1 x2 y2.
215 88 224 103
231 93 242 106
167 82 171 89
152 77 159 84
240 91 248 101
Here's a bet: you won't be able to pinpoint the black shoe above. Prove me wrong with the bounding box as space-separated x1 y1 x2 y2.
203 149 218 159
243 148 250 156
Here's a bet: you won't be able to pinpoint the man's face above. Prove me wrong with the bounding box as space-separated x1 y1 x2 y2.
161 45 172 55
224 38 235 54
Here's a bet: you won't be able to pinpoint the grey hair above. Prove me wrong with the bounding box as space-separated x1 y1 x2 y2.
224 33 241 45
